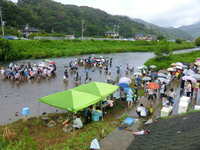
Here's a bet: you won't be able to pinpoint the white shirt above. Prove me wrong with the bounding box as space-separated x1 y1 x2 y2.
162 98 169 107
137 106 147 117
186 83 191 92
160 84 165 93
169 91 175 98
148 88 154 94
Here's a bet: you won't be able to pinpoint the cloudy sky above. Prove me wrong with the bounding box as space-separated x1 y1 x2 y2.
11 0 200 28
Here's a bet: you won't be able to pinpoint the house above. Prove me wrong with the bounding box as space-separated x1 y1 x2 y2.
145 35 157 41
18 24 40 38
134 33 144 40
22 28 40 38
105 31 119 38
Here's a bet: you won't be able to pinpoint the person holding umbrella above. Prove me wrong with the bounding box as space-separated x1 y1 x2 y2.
185 80 192 97
146 82 160 107
146 87 155 108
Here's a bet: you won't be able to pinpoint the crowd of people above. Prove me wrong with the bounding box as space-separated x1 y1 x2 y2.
113 61 200 118
63 56 115 84
0 61 57 83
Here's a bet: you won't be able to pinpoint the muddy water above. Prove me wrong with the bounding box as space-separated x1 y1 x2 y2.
0 48 198 125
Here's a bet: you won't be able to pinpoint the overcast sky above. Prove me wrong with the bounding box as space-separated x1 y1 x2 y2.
11 0 200 28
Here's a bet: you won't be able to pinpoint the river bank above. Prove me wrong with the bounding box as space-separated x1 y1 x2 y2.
145 47 200 70
0 48 199 126
0 39 195 61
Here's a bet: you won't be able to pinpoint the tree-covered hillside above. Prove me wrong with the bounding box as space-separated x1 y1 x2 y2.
0 0 196 39
131 18 194 40
179 23 200 39
0 0 156 37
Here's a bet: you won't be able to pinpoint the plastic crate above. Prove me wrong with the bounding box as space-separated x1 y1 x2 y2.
123 117 134 126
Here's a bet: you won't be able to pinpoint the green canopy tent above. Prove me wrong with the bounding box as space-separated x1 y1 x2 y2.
73 82 119 98
38 82 119 120
38 89 101 113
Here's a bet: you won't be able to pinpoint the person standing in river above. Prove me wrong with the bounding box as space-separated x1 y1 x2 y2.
75 72 79 82
85 72 89 83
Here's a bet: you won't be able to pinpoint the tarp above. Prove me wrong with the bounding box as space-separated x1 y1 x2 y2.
39 82 119 113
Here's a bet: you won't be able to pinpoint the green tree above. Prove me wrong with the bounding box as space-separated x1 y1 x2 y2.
157 35 166 41
0 37 12 61
195 37 200 47
28 33 36 39
154 39 172 59
175 38 182 44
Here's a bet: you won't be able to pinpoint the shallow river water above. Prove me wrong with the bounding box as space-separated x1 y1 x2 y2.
0 48 199 125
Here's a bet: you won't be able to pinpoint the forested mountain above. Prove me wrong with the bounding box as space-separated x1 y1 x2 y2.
131 18 194 40
0 0 156 37
0 0 195 39
179 23 200 39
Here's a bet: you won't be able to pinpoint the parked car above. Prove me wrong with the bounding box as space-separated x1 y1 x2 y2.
2 35 14 40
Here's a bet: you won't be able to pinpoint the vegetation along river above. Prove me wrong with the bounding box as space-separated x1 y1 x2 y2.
0 48 199 125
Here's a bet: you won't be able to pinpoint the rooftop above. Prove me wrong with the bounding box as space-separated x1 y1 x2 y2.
127 112 200 150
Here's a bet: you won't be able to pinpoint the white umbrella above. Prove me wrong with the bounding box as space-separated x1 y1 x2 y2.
190 74 200 80
176 62 183 66
195 61 200 66
182 65 188 68
142 77 152 81
176 66 183 70
150 65 156 68
134 72 142 76
159 70 168 74
182 76 197 83
167 68 175 71
38 62 45 67
157 77 169 84
158 73 167 78
137 66 143 69
137 65 147 69
171 63 177 66
119 77 132 85
183 69 195 75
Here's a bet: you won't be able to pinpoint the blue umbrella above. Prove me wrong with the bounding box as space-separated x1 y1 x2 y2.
83 70 89 73
118 83 129 88
149 73 158 78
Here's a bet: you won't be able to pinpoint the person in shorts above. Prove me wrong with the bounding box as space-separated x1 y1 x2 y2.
147 88 155 107
168 88 175 106
120 87 126 107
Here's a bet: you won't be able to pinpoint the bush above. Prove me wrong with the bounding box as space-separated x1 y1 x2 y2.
175 38 182 44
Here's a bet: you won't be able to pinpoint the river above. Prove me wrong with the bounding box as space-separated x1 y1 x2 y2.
0 48 199 125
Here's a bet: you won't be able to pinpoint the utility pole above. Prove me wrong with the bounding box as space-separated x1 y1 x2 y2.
113 25 116 38
118 23 119 36
81 20 84 39
0 7 4 36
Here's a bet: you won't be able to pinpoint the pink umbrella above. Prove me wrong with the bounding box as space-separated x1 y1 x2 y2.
176 62 183 66
49 61 56 65
182 76 197 83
